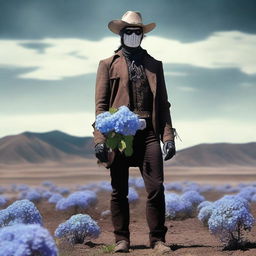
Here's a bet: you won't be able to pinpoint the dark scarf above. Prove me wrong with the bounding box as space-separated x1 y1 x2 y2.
121 45 147 83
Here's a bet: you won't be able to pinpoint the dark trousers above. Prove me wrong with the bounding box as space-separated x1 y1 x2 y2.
109 119 168 247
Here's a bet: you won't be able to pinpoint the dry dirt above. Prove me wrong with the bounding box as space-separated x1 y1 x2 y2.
0 159 256 255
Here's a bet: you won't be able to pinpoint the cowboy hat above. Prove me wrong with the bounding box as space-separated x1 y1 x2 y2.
108 11 156 35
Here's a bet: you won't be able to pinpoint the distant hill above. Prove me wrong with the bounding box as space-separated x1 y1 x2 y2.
0 131 255 166
167 142 256 167
0 130 95 164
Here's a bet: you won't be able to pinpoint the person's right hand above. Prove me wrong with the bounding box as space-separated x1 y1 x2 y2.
95 143 109 162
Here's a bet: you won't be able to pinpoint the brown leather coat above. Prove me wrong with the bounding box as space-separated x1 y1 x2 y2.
92 49 175 167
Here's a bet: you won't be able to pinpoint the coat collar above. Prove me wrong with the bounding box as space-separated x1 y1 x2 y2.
113 49 157 95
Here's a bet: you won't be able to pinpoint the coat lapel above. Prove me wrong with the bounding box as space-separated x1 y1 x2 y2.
144 67 156 96
114 51 129 89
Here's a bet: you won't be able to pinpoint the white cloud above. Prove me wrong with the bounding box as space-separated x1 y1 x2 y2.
0 113 255 150
164 71 188 76
173 118 256 150
240 82 255 88
0 30 255 80
0 112 95 138
176 86 197 92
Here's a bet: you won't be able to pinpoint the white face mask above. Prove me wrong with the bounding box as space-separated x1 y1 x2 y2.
123 33 143 48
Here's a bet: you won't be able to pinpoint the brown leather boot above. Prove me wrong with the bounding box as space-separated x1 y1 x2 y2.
114 240 130 253
152 241 171 254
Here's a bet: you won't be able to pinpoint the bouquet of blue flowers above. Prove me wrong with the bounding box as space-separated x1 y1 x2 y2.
95 106 140 157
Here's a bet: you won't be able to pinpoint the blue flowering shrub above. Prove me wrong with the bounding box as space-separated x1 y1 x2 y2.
197 202 214 226
56 187 70 195
18 188 42 202
56 190 97 211
11 184 30 192
48 193 63 204
95 105 140 156
0 199 43 227
128 187 139 203
0 186 6 194
0 224 58 256
42 191 53 199
97 181 112 192
198 195 255 248
55 213 100 244
237 186 256 202
164 182 183 192
180 190 205 213
129 177 145 188
0 196 8 207
41 180 55 188
165 192 193 220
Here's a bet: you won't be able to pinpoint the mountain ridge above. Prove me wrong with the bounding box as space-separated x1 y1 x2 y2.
0 130 255 166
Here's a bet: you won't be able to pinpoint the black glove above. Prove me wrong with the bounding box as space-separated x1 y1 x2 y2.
163 140 176 161
94 143 109 162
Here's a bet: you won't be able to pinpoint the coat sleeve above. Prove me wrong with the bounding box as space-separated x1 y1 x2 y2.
91 60 110 145
157 61 175 143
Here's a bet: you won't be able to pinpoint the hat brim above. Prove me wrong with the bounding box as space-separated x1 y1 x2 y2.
108 20 156 35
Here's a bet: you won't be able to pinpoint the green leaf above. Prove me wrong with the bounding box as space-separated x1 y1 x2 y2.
106 133 122 149
124 146 133 157
123 135 133 147
118 139 126 152
109 107 118 114
123 135 134 156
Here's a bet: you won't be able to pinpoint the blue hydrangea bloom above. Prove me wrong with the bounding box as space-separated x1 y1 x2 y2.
95 111 114 133
165 192 193 220
112 106 140 135
95 106 140 136
208 195 255 245
0 199 43 227
54 213 100 244
56 190 97 211
128 187 139 203
0 224 58 256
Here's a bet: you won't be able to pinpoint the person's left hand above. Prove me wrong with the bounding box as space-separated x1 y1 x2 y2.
163 140 176 161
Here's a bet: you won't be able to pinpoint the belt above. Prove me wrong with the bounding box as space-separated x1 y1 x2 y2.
137 116 153 130
133 110 152 119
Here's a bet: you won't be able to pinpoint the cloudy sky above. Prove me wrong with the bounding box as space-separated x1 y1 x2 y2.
1 0 255 149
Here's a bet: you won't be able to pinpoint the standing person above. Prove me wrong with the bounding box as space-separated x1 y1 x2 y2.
92 11 176 254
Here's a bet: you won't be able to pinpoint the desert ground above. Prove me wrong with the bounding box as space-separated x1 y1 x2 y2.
1 158 256 255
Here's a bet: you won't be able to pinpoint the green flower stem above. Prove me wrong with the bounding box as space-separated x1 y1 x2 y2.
106 132 134 157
